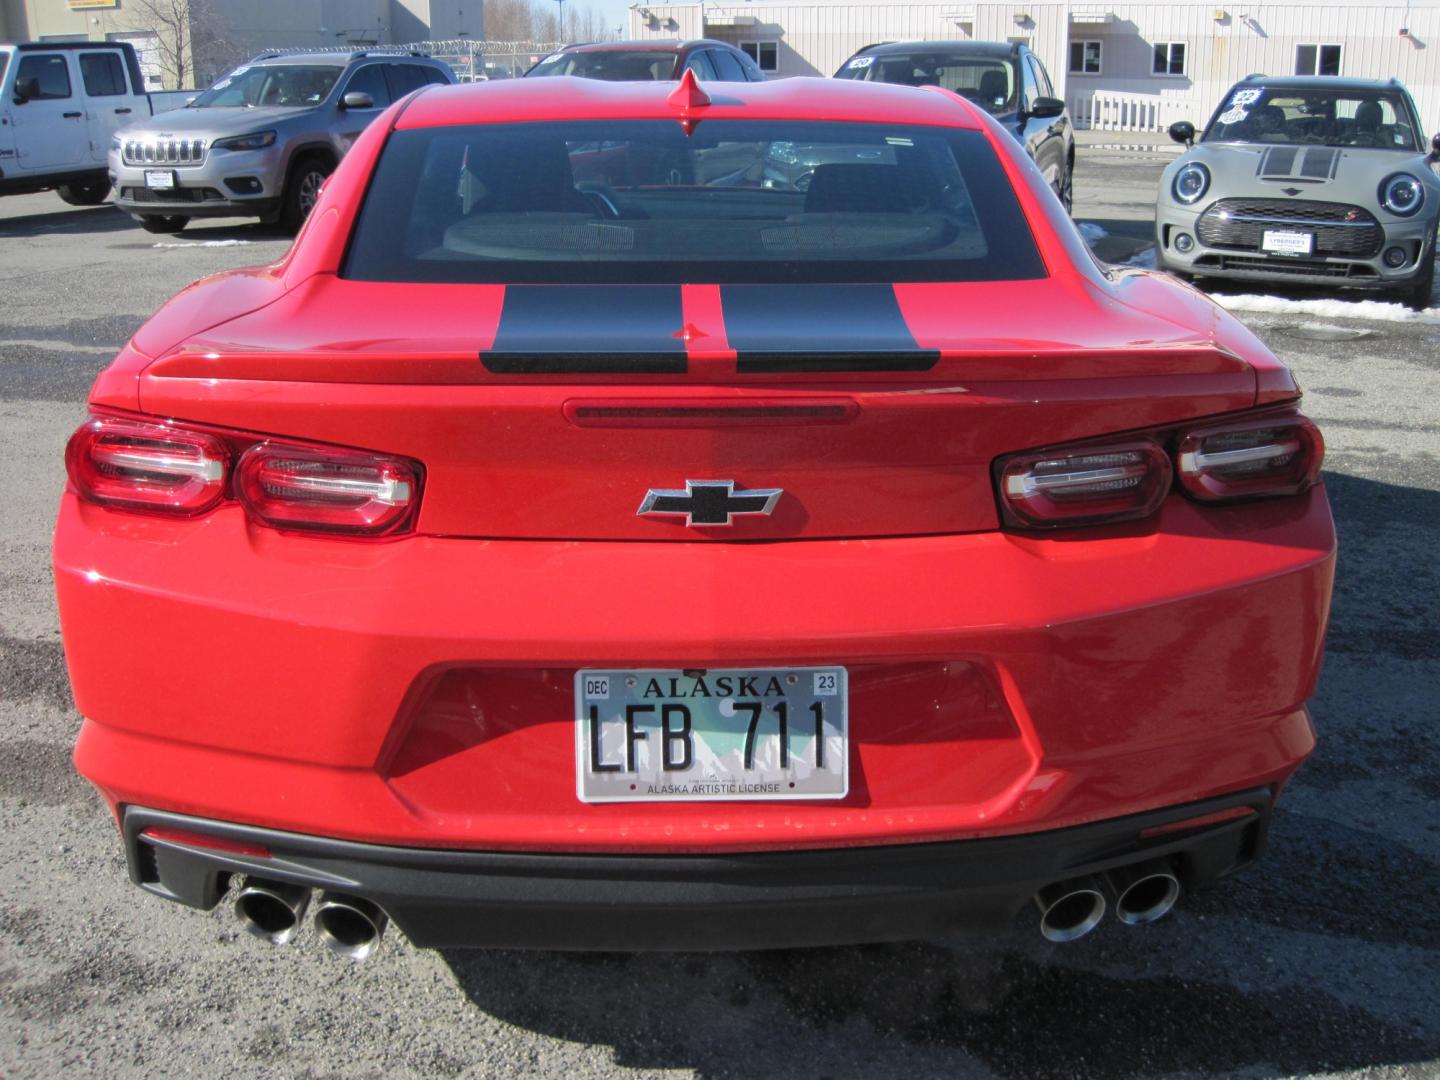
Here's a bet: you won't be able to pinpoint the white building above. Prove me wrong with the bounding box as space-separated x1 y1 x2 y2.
627 0 1440 134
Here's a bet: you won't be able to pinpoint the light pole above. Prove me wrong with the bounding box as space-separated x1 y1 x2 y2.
551 0 565 42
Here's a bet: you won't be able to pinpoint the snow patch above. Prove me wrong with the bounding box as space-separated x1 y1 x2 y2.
1077 222 1108 243
1211 292 1440 325
151 239 254 249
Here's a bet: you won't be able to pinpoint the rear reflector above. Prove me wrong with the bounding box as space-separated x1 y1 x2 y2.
236 443 420 535
65 416 229 515
998 440 1172 528
1139 806 1257 839
141 825 271 858
1177 414 1324 502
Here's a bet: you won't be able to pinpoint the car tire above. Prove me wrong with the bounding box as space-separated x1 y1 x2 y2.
138 215 189 234
56 180 111 206
1400 252 1435 311
280 153 333 234
1056 154 1074 216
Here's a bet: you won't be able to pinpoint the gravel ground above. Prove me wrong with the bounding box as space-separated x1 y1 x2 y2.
1 151 1437 1080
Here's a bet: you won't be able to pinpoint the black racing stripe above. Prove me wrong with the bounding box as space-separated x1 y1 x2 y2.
721 285 939 373
1260 147 1298 177
1300 148 1338 180
482 285 686 374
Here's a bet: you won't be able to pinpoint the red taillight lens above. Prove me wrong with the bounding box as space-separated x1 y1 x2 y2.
236 443 421 535
998 439 1172 528
65 416 229 515
1176 413 1324 501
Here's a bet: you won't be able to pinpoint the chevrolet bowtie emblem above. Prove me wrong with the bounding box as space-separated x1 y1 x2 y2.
637 480 782 527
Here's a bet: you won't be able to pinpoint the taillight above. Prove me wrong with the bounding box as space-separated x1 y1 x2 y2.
995 409 1323 531
1176 413 1324 501
998 440 1172 528
236 443 420 535
65 416 229 515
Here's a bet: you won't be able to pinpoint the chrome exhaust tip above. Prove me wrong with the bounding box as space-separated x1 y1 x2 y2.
1109 860 1181 926
314 893 388 962
1034 876 1106 942
234 878 311 945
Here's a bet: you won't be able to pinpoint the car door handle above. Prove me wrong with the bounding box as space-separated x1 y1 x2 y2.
63 111 82 119
114 107 132 114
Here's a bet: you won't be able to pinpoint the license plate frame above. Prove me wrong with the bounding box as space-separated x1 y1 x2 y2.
144 169 177 190
574 666 848 803
1261 229 1314 256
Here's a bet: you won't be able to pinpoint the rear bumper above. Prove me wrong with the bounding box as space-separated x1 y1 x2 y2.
59 486 1334 855
124 789 1273 950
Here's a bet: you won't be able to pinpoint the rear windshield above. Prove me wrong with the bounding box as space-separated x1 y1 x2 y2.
343 120 1045 285
835 54 1017 116
527 51 678 81
1203 87 1422 151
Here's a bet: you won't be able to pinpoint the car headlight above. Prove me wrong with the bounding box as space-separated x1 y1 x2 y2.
211 130 277 152
1172 162 1210 205
1378 173 1424 217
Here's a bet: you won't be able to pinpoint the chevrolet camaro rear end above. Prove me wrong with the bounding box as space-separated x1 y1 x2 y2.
55 74 1335 956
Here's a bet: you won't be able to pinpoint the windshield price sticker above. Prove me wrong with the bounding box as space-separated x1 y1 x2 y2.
848 56 875 69
575 667 848 802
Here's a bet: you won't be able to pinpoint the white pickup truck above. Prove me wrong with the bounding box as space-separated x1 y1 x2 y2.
0 40 157 206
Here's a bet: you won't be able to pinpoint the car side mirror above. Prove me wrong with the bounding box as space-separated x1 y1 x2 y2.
340 91 374 110
1168 120 1196 146
1029 96 1065 119
1430 131 1440 160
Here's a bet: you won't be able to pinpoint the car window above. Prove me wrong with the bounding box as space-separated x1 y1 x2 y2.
527 50 679 81
80 51 128 97
344 119 1045 286
1204 86 1421 150
709 48 746 82
190 64 340 108
835 53 1017 115
682 50 719 81
342 63 391 108
15 54 71 100
385 64 431 99
1028 55 1055 98
423 65 450 85
1020 55 1039 112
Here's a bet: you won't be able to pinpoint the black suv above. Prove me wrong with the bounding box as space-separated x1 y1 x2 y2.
526 40 766 82
835 40 1075 212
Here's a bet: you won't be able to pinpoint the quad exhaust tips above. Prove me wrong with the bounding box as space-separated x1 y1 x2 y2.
1108 860 1181 926
314 892 388 961
234 878 311 945
1034 875 1107 942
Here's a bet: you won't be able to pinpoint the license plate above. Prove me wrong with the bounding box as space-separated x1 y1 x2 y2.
575 667 848 802
1262 229 1313 256
144 170 176 190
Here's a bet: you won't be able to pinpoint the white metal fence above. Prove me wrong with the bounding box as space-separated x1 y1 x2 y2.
1068 90 1199 133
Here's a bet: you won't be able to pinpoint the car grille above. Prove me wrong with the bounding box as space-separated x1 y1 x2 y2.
1195 254 1379 279
120 186 226 204
1197 199 1382 258
122 137 208 167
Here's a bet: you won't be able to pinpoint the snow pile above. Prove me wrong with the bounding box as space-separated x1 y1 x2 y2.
1211 292 1440 325
1122 247 1158 268
1077 222 1108 243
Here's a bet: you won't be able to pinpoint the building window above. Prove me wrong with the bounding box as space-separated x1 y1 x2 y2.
1295 44 1342 76
1152 41 1186 76
741 41 779 73
1069 40 1101 74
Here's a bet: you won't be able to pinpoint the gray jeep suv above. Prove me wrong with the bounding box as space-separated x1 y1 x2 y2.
109 49 453 233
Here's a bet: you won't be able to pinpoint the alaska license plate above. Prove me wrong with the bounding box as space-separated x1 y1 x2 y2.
144 169 176 190
1262 229 1313 256
575 667 848 802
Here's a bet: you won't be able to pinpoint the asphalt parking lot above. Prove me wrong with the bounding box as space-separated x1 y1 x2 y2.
1 141 1438 1079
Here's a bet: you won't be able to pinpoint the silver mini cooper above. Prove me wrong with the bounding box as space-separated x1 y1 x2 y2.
1156 76 1440 307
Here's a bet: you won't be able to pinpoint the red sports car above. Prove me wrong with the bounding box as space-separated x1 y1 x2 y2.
55 72 1334 959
